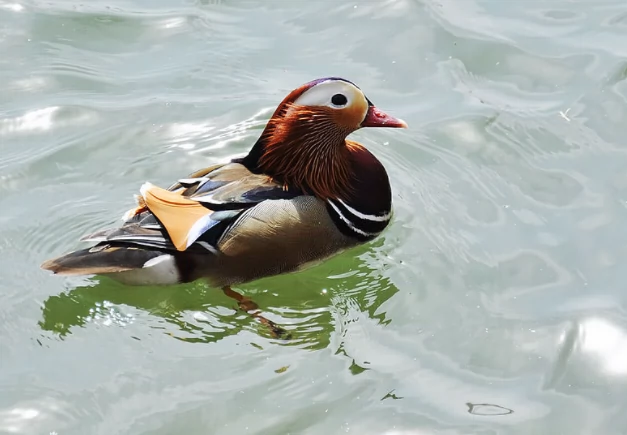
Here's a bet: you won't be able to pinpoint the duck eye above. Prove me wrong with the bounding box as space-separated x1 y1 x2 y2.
331 93 348 107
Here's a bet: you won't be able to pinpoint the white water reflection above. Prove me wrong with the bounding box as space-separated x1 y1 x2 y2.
0 107 59 134
0 407 39 434
0 2 23 12
164 121 216 148
0 397 67 435
159 16 186 30
0 106 98 136
9 76 49 93
168 107 272 155
581 317 627 376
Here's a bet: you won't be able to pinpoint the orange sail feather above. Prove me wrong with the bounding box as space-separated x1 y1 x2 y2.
139 182 214 251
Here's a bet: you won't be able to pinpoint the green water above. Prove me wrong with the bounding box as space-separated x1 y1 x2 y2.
2 0 627 434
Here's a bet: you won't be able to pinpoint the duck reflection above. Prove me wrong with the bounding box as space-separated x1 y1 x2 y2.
38 241 398 349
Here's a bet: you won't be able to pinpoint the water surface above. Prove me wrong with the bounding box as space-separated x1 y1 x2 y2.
2 0 627 434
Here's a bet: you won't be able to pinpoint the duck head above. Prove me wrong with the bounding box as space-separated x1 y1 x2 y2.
240 77 407 199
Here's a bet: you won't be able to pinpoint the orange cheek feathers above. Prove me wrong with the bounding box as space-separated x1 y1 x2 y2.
330 97 368 130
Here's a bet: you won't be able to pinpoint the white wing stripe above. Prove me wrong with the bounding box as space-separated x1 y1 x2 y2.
185 214 216 249
140 224 162 230
177 177 207 185
81 236 107 243
193 194 226 204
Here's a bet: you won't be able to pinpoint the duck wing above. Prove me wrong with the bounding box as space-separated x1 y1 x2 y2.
79 162 301 254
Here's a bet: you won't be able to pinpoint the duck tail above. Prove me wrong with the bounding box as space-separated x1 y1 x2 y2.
41 244 181 286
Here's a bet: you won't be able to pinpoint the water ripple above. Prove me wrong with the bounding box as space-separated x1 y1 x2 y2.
3 0 627 434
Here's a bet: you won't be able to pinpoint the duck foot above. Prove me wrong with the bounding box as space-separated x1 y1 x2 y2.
222 286 291 339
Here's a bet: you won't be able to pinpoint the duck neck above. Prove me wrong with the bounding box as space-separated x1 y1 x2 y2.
238 123 354 201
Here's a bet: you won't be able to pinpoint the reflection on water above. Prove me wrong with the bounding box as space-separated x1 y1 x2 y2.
578 317 627 376
39 242 398 351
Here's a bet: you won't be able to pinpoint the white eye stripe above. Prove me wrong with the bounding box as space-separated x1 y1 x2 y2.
287 78 369 127
292 80 360 109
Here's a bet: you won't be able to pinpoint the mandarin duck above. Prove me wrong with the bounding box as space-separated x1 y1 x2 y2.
41 77 407 289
